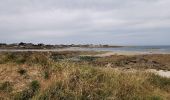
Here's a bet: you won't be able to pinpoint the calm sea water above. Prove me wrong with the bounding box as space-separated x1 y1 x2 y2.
80 46 170 53
0 46 170 53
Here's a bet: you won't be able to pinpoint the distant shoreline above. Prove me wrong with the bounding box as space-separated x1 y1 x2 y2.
1 43 170 55
0 47 170 55
0 42 124 49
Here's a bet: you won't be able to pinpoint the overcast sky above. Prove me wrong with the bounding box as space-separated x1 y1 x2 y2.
0 0 170 45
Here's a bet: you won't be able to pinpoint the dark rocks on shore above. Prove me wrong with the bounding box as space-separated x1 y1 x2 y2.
115 56 167 70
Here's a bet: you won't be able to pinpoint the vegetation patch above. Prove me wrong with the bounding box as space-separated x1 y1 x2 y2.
79 56 98 62
14 80 40 100
17 68 27 75
148 73 170 92
0 52 170 99
0 81 12 92
43 71 50 79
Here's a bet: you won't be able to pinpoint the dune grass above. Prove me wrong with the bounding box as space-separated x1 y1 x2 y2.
0 52 169 100
32 64 170 100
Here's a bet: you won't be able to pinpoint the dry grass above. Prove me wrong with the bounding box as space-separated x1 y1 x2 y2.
0 52 169 100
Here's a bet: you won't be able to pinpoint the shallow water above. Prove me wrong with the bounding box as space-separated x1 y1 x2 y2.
80 46 170 53
0 46 170 54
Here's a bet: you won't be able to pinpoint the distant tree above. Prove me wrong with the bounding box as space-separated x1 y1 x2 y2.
19 42 26 46
0 43 7 46
38 43 44 46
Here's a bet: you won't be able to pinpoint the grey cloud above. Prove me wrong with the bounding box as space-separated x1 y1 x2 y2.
0 0 170 45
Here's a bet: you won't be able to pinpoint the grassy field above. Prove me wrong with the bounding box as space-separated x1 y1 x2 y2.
0 51 170 100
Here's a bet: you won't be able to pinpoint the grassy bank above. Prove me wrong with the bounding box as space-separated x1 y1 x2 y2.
0 52 170 100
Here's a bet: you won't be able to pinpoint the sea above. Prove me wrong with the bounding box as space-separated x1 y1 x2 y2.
0 46 170 54
81 46 170 53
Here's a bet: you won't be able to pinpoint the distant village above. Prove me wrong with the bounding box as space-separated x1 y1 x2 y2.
0 42 122 49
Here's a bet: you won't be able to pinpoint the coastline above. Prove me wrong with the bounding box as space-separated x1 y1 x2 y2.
1 47 170 56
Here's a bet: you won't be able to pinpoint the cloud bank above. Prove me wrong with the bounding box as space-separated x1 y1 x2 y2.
0 0 170 45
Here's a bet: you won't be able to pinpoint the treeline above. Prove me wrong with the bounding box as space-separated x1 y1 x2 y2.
0 42 123 49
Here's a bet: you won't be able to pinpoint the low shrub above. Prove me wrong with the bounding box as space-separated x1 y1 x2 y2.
17 69 27 75
79 56 97 62
43 71 49 79
14 89 35 100
30 80 40 92
0 81 12 92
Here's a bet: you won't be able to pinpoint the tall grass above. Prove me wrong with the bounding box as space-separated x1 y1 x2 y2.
13 80 40 100
0 52 169 100
33 62 169 100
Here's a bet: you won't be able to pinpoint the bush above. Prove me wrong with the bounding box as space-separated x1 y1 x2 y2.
0 81 12 92
30 80 40 92
79 56 97 62
43 71 49 79
14 89 34 100
18 69 27 75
